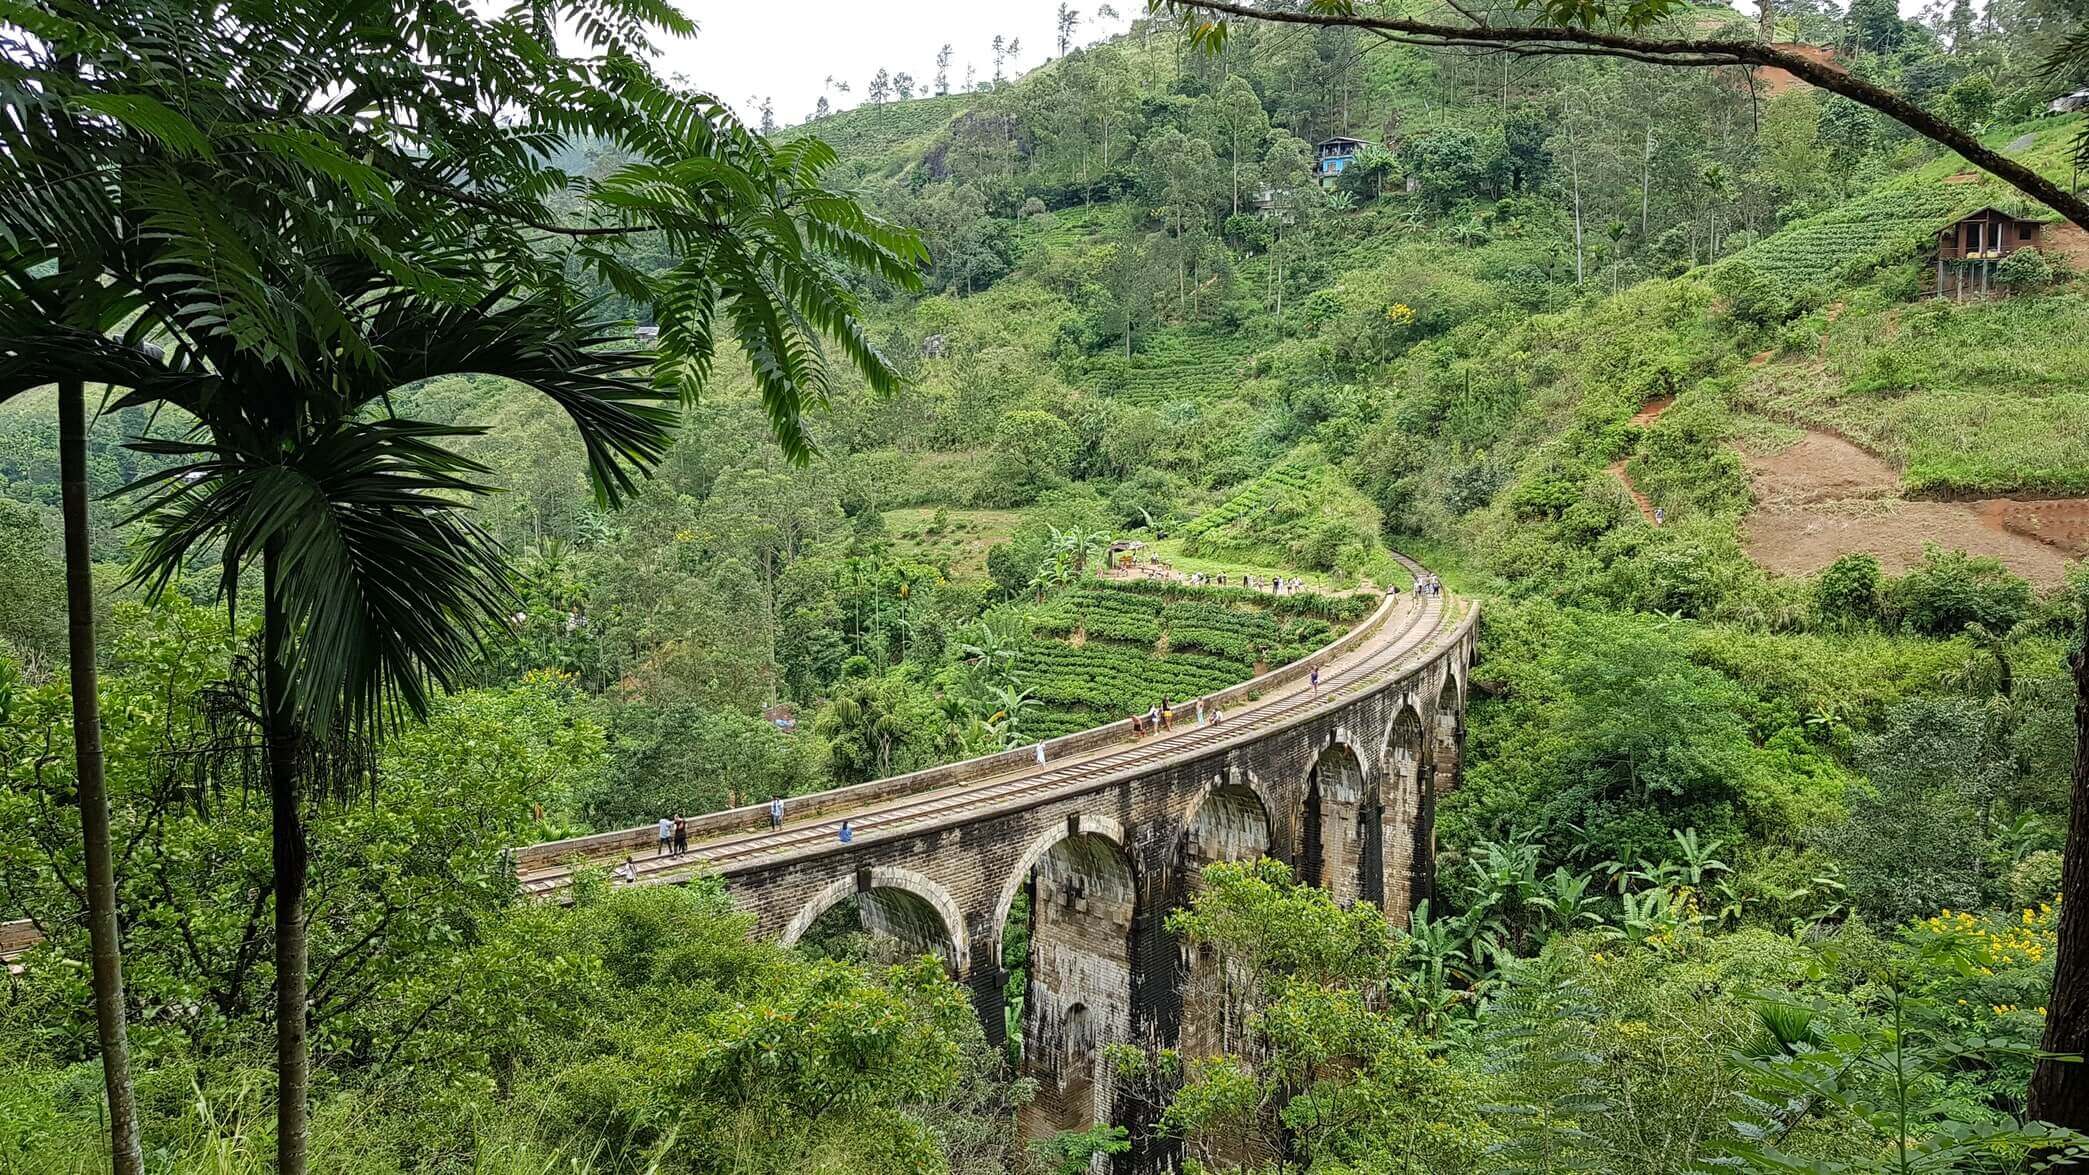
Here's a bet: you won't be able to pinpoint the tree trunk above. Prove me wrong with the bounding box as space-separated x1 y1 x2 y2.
1569 122 1585 286
1758 0 1775 44
1641 124 1654 236
263 542 310 1175
60 378 145 1175
2030 611 2089 1133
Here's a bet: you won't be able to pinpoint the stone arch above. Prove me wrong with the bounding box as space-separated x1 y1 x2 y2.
1178 772 1276 1062
780 865 971 976
991 814 1130 950
1429 669 1466 795
1009 821 1137 1140
1182 770 1274 879
1381 703 1429 917
1299 736 1369 906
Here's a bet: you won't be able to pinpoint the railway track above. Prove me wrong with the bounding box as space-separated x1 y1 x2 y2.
521 559 1463 900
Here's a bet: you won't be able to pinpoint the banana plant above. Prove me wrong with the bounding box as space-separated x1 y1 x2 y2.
1669 827 1731 886
1530 867 1606 937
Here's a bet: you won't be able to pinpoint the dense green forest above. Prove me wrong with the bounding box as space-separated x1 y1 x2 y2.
9 0 2089 1170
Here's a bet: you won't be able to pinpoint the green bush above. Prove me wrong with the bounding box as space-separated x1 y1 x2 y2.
1995 245 2054 291
1814 553 1884 626
2010 849 2064 909
1886 545 2033 637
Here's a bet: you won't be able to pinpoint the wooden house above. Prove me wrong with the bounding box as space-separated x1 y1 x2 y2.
1315 136 1369 186
1934 207 2046 299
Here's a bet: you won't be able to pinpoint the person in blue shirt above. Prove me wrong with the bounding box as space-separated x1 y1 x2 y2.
838 820 853 844
769 795 784 830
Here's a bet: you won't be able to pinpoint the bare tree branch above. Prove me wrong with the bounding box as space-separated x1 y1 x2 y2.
1162 0 2089 230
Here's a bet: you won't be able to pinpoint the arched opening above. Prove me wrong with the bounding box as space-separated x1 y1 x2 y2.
1185 783 1272 879
1298 742 1367 906
1018 830 1136 1140
1060 1001 1097 1110
1382 706 1427 916
1357 785 1386 908
1431 674 1464 794
1181 780 1274 1060
781 870 968 977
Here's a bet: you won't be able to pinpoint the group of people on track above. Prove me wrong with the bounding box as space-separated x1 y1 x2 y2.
1130 695 1224 736
607 564 1400 887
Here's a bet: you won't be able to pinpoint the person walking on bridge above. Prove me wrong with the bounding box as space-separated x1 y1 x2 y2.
656 815 673 858
615 856 639 884
838 820 854 844
672 815 688 857
769 794 785 830
1310 666 1321 698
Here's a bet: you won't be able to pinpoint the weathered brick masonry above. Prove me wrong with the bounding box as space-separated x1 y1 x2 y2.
720 609 1476 1170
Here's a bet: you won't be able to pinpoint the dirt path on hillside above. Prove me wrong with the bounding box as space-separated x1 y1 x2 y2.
1610 396 1675 523
1738 429 2087 587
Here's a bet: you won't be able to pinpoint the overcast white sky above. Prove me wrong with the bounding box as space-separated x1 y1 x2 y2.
658 2 1135 126
659 0 1934 127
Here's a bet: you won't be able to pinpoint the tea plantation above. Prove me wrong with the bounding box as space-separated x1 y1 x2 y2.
1012 580 1370 736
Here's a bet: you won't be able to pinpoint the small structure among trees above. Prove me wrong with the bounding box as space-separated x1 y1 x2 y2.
1933 206 2051 299
1315 136 1369 186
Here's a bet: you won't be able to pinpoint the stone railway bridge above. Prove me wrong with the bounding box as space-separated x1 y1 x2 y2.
516 567 1476 1166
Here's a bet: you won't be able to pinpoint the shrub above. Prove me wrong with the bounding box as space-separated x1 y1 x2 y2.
1995 246 2053 291
1712 260 1787 326
1814 553 1883 626
1886 545 2033 637
2010 849 2064 909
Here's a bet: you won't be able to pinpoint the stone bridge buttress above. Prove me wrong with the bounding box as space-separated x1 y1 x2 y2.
713 602 1478 1164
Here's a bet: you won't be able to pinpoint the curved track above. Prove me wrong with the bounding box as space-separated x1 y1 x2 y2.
521 558 1463 899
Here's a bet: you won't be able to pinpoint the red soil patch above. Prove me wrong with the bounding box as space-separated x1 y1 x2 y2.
1738 430 2081 587
1751 43 1845 99
1611 396 1678 523
2043 222 2089 271
1631 395 1675 426
1609 460 1658 523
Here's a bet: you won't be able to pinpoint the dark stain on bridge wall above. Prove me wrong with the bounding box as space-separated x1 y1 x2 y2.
720 623 1474 1173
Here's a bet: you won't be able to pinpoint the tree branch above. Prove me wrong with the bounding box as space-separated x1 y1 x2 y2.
1163 0 2089 231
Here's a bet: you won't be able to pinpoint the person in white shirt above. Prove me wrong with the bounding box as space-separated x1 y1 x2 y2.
656 815 673 858
615 857 638 884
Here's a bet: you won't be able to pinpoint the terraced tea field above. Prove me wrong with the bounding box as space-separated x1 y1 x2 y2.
1180 460 1324 543
1082 327 1256 406
780 95 965 171
1723 181 1987 286
1013 580 1369 735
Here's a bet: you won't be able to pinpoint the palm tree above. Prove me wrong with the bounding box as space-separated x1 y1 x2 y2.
818 680 908 779
109 279 671 1170
6 8 920 1166
19 278 149 1175
114 198 914 1165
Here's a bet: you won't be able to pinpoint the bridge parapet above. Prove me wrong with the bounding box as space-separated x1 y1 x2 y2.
513 585 1412 880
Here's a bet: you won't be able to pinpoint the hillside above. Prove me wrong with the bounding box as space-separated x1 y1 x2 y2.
13 4 2089 1174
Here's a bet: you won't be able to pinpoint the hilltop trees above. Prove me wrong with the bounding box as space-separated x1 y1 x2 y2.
1196 75 1272 215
